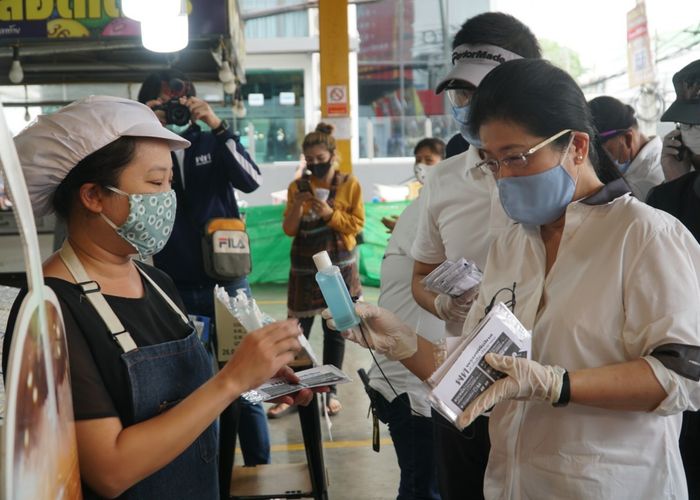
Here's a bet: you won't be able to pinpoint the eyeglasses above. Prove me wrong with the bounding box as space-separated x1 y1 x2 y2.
445 82 475 108
476 129 572 176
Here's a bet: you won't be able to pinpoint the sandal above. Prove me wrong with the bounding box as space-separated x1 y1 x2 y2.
325 395 342 416
266 402 296 419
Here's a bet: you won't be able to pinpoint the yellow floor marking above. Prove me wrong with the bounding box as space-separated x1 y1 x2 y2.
235 438 393 454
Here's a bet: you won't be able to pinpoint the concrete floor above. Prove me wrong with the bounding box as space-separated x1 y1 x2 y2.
236 283 401 500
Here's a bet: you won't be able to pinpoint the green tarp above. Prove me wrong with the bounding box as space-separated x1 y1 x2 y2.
245 201 410 287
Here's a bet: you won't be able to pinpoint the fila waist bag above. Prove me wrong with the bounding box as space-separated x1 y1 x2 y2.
201 218 252 280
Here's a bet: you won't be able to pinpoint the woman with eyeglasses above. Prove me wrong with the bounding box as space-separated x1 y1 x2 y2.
326 59 700 498
588 95 664 200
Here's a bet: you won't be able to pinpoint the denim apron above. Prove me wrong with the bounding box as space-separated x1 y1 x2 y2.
59 243 219 499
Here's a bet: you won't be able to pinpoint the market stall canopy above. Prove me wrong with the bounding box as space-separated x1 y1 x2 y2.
0 0 245 85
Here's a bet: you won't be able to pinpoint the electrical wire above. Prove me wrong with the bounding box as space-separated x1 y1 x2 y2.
357 318 481 440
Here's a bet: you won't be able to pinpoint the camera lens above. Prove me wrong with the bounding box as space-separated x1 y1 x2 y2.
168 102 191 126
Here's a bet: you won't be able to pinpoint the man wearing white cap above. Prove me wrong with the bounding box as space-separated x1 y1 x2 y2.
2 96 311 499
408 13 541 500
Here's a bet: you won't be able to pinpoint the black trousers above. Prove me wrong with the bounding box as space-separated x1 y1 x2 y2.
298 315 345 395
681 410 700 500
431 411 490 500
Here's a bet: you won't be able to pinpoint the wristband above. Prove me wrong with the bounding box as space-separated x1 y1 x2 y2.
553 370 570 407
212 119 230 135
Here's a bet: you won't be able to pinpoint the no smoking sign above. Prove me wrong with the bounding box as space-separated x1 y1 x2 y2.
326 84 348 116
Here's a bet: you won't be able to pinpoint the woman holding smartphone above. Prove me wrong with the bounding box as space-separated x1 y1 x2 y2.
272 123 365 418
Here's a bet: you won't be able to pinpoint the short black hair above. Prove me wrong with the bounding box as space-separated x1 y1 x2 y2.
52 137 137 220
469 59 598 167
414 137 446 158
588 96 638 138
453 12 541 59
138 69 197 104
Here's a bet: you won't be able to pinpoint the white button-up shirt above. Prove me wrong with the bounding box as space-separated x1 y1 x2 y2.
463 182 700 499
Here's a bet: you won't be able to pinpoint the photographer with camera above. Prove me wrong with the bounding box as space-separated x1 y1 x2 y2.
138 70 270 467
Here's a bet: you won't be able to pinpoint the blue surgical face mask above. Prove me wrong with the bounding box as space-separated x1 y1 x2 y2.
166 123 191 136
614 159 631 174
496 143 575 226
451 103 482 148
101 187 177 259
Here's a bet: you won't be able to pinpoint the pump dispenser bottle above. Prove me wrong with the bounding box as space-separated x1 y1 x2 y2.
313 250 360 331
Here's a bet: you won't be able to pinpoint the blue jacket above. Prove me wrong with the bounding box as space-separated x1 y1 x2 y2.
153 124 262 287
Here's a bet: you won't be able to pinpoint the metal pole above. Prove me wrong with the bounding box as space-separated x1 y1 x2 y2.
366 120 375 160
398 0 406 156
246 123 256 162
438 0 451 117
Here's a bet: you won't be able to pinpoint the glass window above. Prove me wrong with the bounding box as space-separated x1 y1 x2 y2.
232 70 305 163
356 0 488 158
239 0 309 38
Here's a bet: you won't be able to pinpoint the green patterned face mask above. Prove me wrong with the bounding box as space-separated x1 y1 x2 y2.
101 186 176 259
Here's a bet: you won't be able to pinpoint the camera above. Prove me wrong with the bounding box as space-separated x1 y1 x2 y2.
153 78 191 126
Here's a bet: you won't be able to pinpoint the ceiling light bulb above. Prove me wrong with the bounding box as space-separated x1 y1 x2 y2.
24 107 30 122
218 62 235 83
122 0 180 21
141 14 189 53
224 80 237 94
9 47 23 84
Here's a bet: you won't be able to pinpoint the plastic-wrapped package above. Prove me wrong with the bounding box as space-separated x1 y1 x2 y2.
229 289 264 331
421 258 483 297
427 302 531 427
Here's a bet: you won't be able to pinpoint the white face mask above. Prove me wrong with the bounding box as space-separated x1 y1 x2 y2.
680 124 700 155
413 162 432 184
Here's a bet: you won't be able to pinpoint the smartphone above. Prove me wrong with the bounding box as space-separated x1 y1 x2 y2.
297 178 312 193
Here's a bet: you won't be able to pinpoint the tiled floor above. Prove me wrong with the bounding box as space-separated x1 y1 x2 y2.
237 283 401 500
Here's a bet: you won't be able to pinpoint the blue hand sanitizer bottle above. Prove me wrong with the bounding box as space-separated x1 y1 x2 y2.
313 250 360 331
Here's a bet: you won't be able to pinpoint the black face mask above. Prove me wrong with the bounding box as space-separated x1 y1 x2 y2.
309 161 332 178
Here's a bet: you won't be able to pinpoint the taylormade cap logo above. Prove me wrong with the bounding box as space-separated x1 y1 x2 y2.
451 44 521 66
435 44 523 93
452 48 507 65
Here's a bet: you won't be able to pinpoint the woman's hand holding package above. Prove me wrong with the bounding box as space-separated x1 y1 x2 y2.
322 302 417 361
433 286 479 322
223 320 303 393
457 353 565 430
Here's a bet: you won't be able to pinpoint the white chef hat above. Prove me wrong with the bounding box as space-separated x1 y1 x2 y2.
14 95 190 217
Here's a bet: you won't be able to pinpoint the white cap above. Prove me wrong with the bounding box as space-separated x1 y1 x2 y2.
14 95 191 217
435 44 522 94
313 251 333 271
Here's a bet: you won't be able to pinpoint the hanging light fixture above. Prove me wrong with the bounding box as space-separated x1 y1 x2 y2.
141 13 188 53
9 46 23 84
122 0 180 22
140 0 188 53
218 61 235 83
223 79 237 95
233 87 246 118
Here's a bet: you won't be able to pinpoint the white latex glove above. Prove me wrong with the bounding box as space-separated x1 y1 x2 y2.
661 129 693 182
433 286 479 322
322 302 417 361
457 353 566 430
